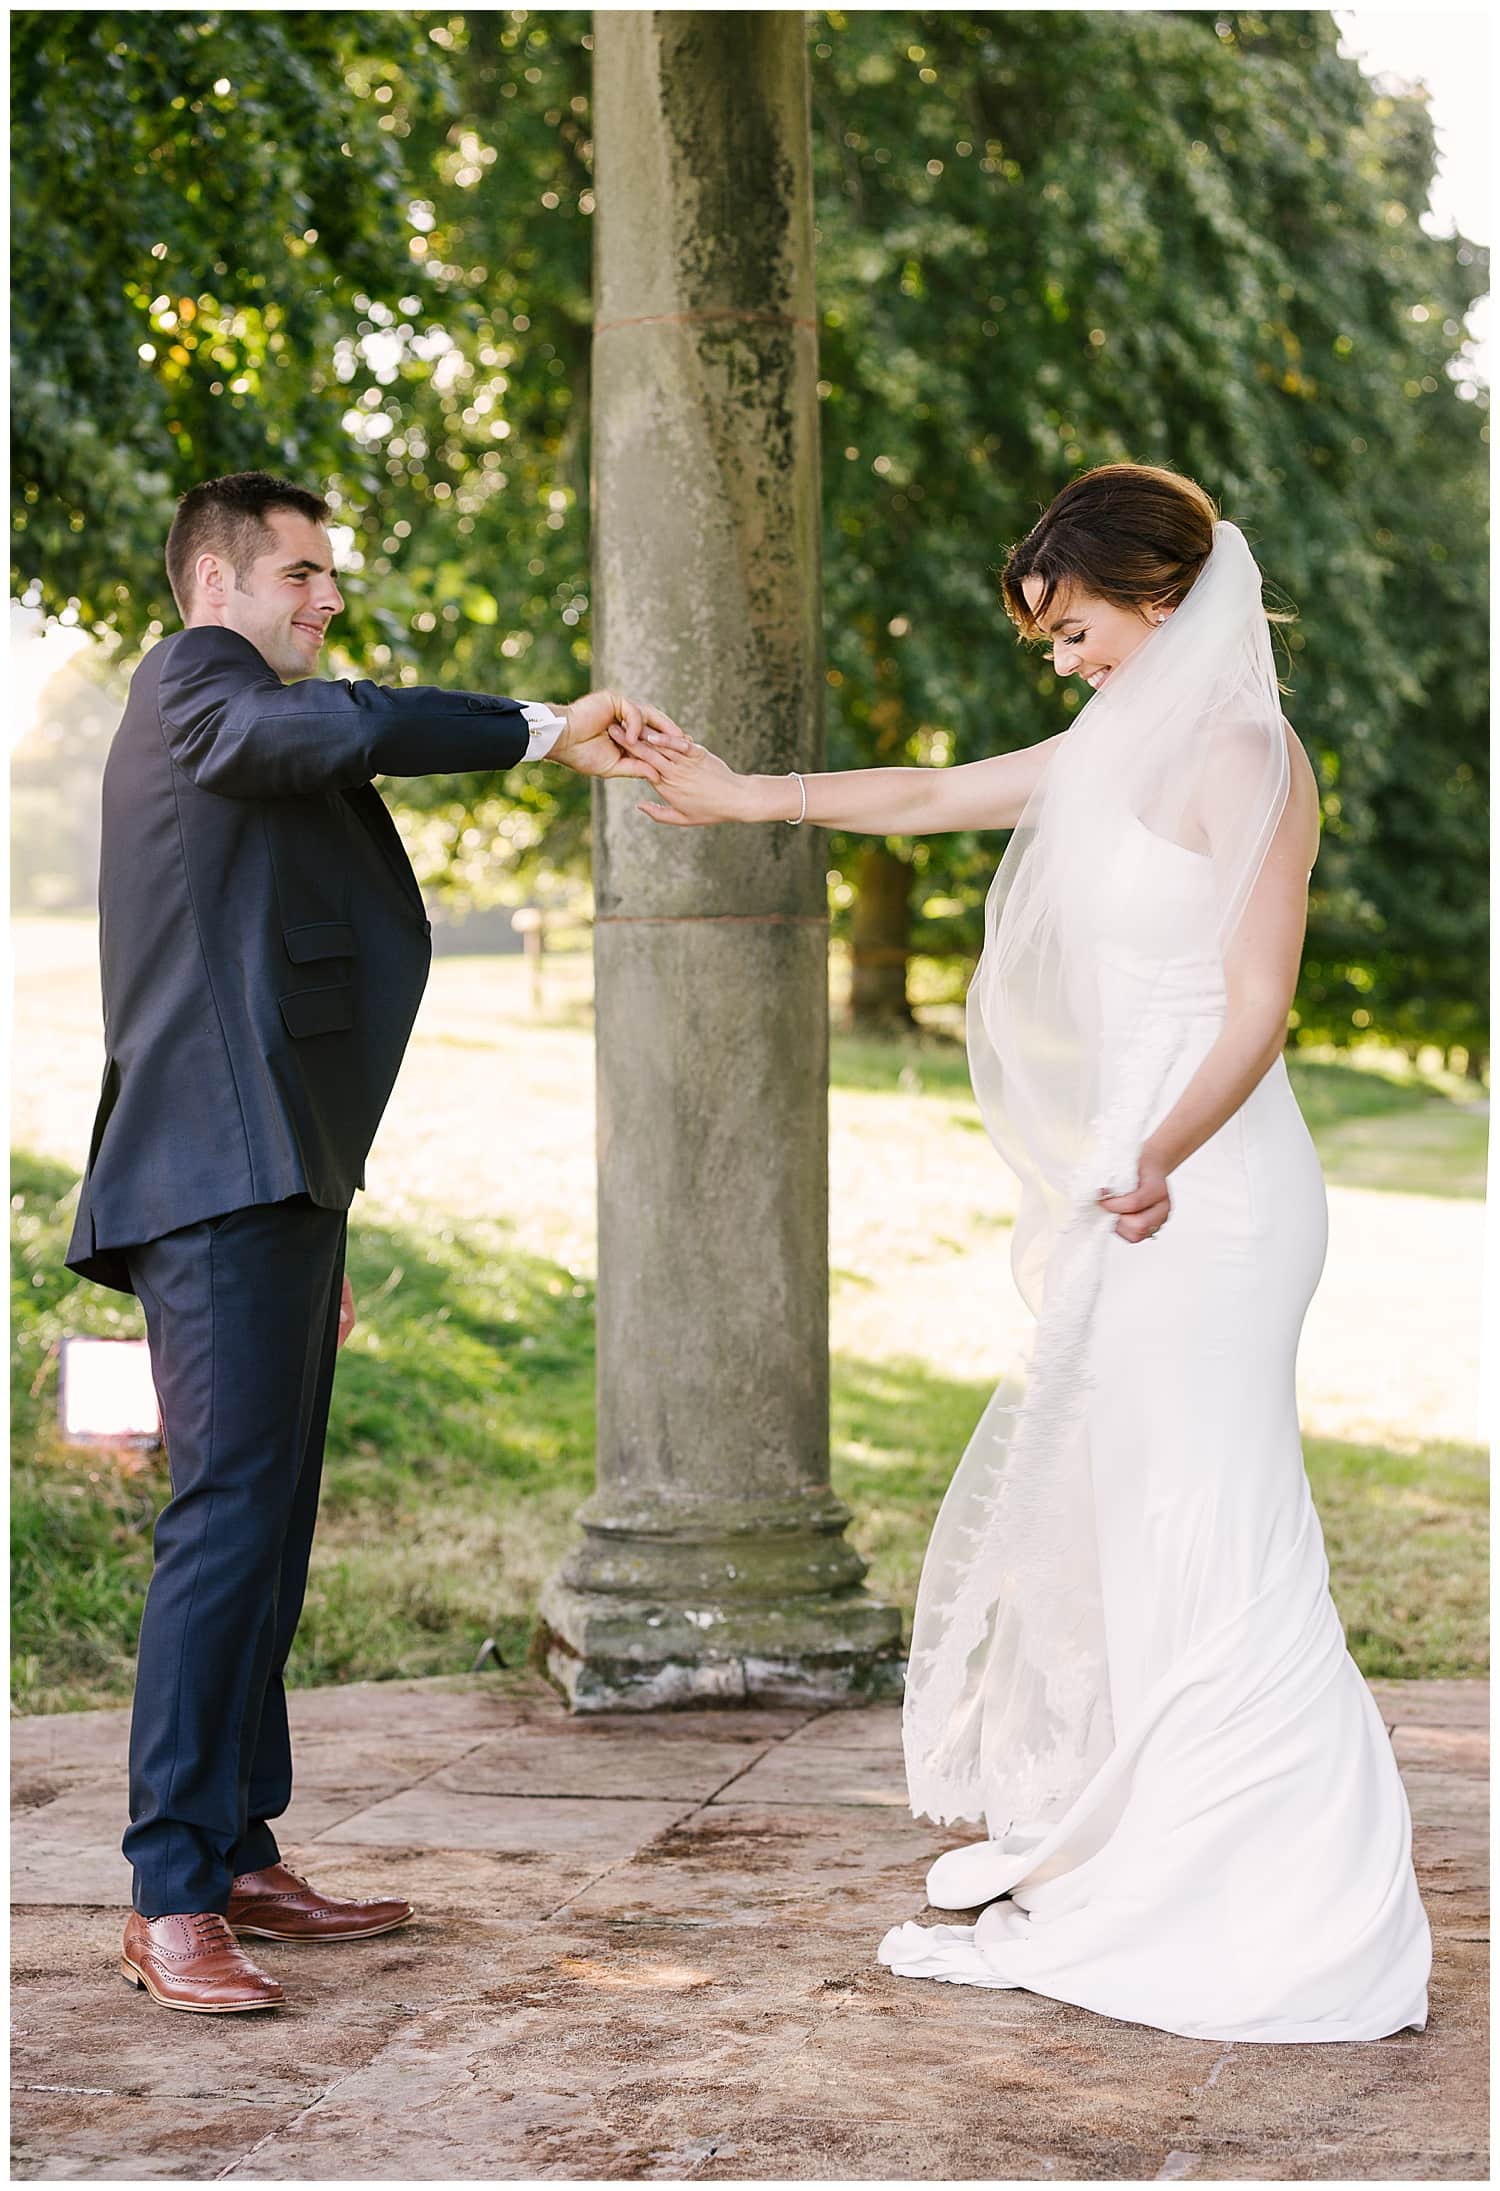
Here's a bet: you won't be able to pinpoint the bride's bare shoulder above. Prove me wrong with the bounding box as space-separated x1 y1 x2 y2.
1280 715 1322 866
1279 714 1317 792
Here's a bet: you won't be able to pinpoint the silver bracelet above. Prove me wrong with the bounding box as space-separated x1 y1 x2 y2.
785 771 807 825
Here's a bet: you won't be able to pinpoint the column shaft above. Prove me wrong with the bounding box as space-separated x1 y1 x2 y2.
539 10 900 1708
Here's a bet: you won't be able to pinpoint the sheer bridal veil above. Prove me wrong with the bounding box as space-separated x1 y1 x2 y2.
902 518 1293 1838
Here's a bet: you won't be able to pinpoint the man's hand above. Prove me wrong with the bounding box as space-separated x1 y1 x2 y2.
551 691 686 782
337 1275 356 1349
608 703 758 826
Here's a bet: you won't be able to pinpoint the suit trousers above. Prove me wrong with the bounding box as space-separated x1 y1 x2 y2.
122 1194 348 1916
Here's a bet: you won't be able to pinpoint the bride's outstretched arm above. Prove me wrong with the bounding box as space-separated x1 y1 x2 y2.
1099 742 1321 1240
615 705 1064 834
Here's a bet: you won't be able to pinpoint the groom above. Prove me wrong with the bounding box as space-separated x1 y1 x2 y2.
64 469 676 2013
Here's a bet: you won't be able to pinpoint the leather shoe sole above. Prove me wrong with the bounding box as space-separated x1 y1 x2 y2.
230 1906 414 1942
119 1954 284 2012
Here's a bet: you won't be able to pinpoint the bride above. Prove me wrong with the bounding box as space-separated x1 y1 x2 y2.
618 462 1432 2045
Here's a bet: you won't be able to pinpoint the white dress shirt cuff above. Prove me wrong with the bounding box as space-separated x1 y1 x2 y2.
519 702 568 762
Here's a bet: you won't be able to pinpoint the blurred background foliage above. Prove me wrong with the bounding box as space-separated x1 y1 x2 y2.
11 8 1489 1064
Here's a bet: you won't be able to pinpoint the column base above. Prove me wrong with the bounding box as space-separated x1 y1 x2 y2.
537 1576 905 1712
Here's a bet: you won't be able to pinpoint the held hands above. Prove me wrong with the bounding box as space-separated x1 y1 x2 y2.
1097 1153 1172 1244
608 705 771 825
337 1276 356 1349
549 690 1172 1242
550 690 691 783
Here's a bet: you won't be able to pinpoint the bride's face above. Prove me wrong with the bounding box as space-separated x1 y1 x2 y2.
1019 574 1172 694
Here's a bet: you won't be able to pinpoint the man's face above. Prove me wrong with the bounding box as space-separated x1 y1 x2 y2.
206 507 346 680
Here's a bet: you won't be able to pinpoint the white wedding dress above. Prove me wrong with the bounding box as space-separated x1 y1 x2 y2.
879 813 1433 2044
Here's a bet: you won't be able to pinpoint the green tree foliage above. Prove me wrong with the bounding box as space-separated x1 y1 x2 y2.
333 11 599 890
12 10 450 633
11 10 1488 1053
809 10 1488 1055
12 9 597 894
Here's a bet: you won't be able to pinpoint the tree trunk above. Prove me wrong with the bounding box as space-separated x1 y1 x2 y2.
850 846 914 1030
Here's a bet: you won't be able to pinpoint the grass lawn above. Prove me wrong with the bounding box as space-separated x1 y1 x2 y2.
13 1153 596 1713
10 925 1488 1713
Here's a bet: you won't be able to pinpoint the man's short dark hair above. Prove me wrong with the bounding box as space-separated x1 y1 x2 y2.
165 471 330 619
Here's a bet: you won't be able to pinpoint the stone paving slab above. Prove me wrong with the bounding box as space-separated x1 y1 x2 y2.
11 2097 305 2185
14 1953 408 2109
286 1841 607 1925
11 1758 117 1816
10 1706 133 1775
316 1787 696 1861
434 1726 784 1802
779 1701 905 1751
259 1671 571 1740
1367 1679 1488 1731
1391 1723 1488 1770
1396 1763 1488 1828
12 1847 140 1909
9 1669 1489 2181
216 1921 872 2180
565 1800 969 1932
708 1740 911 1807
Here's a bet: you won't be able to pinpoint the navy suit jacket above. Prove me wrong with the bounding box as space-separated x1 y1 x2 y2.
65 625 531 1293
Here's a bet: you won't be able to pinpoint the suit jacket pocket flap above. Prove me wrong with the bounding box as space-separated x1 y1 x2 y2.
279 984 355 1039
284 920 357 964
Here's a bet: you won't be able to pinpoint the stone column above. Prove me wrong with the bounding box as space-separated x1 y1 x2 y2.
539 11 901 1709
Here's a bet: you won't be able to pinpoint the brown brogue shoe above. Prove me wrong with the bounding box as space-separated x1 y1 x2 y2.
120 1911 285 2013
227 1861 414 1942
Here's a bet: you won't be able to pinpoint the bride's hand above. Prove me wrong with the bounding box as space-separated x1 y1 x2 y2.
614 704 760 827
1097 1159 1171 1243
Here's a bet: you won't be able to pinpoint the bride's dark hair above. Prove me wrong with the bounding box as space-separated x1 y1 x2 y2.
1000 463 1296 663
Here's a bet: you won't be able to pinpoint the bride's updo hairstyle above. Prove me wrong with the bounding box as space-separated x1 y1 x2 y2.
1000 462 1219 640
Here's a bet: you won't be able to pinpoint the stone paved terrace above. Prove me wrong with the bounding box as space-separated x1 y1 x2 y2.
9 1671 1488 2181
